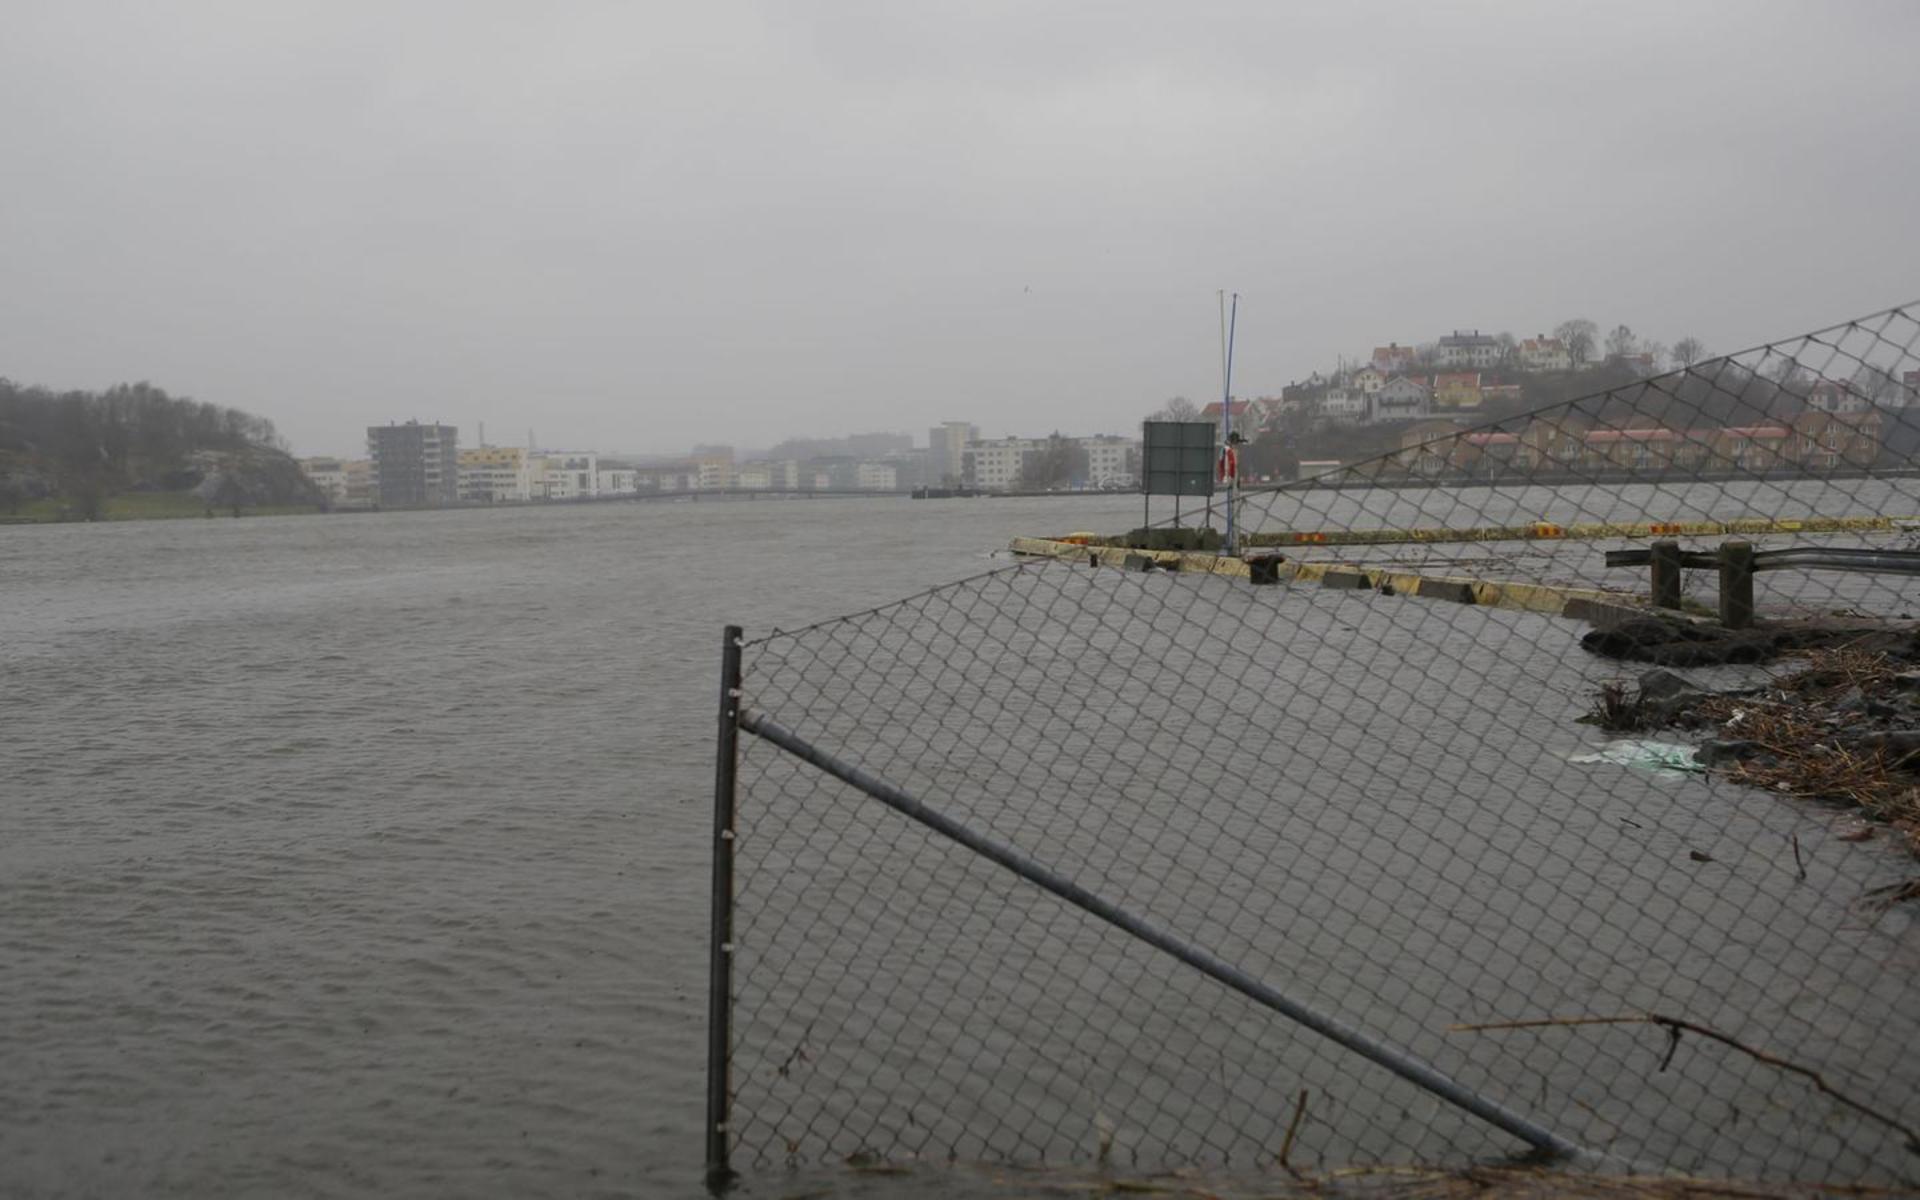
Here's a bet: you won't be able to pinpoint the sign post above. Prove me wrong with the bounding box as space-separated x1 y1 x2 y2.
1141 421 1217 530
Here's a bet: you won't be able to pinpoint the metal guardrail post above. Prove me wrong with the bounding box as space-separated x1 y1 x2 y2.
1719 541 1755 630
1650 540 1682 610
705 625 744 1189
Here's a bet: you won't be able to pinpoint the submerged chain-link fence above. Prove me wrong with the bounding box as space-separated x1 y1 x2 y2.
708 302 1920 1186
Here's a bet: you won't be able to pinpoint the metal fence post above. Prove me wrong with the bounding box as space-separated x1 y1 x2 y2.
705 625 744 1188
1719 541 1755 629
1650 540 1682 609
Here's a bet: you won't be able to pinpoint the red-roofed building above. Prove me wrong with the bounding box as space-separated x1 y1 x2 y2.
1462 430 1524 470
1197 399 1253 421
1792 409 1882 470
1198 399 1259 441
1351 366 1387 394
1432 372 1483 408
1392 419 1470 475
1516 335 1571 372
1581 426 1702 472
1520 413 1591 471
1710 425 1793 472
1372 343 1419 373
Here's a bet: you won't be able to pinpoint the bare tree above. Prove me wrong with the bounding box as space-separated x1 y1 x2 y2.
1852 362 1903 405
1149 396 1201 422
1671 336 1708 367
1017 432 1088 490
1605 324 1637 360
1553 319 1598 368
1768 353 1811 397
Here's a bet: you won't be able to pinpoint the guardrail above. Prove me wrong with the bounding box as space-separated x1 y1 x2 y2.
1605 540 1920 628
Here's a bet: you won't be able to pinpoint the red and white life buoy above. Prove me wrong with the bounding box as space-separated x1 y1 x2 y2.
1217 445 1238 482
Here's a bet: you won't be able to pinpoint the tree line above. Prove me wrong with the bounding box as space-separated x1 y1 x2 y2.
0 378 309 517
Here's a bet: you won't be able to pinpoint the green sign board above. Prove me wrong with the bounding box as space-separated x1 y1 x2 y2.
1141 421 1216 497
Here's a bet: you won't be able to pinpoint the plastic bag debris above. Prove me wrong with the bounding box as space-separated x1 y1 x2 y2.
1569 739 1704 775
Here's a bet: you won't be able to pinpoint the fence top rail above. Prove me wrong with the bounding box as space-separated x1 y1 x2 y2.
742 558 1048 648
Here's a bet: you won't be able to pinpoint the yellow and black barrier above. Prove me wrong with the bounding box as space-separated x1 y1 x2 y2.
1007 536 1649 623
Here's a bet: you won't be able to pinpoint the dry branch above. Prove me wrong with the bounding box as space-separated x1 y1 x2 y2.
1278 1088 1310 1174
1448 1013 1920 1155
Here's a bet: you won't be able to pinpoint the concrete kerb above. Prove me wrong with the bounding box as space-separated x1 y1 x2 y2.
1007 536 1646 623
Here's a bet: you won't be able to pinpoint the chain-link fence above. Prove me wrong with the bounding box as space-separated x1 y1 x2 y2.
706 302 1920 1187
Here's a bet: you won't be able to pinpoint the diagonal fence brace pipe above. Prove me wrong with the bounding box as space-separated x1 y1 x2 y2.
736 708 1592 1164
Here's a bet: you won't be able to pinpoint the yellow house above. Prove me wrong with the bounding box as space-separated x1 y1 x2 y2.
457 446 530 502
1432 372 1483 409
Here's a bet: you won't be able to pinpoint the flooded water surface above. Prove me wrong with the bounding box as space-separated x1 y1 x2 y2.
3 489 1917 1197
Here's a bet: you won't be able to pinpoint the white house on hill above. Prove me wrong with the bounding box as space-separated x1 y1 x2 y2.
1372 377 1432 422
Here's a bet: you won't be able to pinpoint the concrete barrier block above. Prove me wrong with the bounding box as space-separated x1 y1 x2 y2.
1416 579 1476 604
1247 554 1286 585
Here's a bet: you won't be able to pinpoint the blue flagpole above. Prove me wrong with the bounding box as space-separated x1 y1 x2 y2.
1223 292 1239 555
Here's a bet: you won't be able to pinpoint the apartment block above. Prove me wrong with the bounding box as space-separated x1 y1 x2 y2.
368 422 459 507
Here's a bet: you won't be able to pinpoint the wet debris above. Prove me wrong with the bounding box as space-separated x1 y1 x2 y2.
1580 614 1920 668
1582 646 1920 906
1568 739 1702 775
801 1158 1914 1198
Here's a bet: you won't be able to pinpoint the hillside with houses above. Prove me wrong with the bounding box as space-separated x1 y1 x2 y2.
1211 322 1920 482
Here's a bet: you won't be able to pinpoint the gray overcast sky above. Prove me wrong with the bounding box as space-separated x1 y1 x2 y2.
3 1 1916 459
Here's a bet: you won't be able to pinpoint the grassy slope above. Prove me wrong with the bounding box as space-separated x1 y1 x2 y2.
1 491 325 523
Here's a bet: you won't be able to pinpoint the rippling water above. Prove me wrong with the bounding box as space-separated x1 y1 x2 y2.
1 497 1145 1199
3 488 1916 1198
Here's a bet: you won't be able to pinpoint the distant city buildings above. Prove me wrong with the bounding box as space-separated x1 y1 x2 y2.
1197 400 1255 439
1370 343 1420 374
1435 330 1503 370
1431 372 1484 410
458 446 530 502
1517 334 1572 372
1392 408 1886 478
298 457 349 505
960 433 1141 491
312 309 1898 509
368 421 458 507
927 421 978 487
311 421 996 507
692 448 733 491
961 437 1032 490
1372 377 1432 422
857 462 898 491
531 451 598 500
